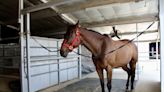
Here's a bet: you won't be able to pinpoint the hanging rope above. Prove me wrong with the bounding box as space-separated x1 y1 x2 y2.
31 37 60 52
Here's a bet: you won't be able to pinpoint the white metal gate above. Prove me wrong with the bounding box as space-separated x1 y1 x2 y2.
22 37 81 92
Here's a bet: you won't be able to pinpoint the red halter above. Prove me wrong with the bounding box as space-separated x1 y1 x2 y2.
62 28 81 51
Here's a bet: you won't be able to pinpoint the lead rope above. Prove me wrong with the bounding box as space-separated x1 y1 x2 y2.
73 21 155 58
31 21 155 58
104 21 155 55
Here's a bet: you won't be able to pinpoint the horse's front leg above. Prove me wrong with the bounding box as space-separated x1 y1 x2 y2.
96 68 105 92
106 66 112 92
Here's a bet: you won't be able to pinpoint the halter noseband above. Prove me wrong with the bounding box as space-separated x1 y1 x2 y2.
63 28 81 51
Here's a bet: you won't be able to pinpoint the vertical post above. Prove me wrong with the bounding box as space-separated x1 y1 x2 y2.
156 35 159 70
78 45 81 79
26 13 32 92
0 25 1 40
136 23 139 80
160 0 164 91
57 41 60 84
19 0 26 92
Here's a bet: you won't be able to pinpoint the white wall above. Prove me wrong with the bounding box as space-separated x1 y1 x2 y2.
137 42 160 72
160 0 164 91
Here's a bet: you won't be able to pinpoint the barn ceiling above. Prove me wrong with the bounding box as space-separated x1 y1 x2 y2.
0 0 159 39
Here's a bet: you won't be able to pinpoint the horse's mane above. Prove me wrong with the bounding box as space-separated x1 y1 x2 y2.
88 29 102 35
84 29 112 39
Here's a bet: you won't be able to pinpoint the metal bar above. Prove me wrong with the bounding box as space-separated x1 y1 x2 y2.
22 0 76 14
19 0 26 92
156 40 159 70
160 0 164 91
136 23 140 80
26 13 32 92
0 37 19 41
78 46 82 79
0 25 1 39
57 41 60 84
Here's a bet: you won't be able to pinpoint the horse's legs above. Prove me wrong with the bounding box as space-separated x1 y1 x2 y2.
122 65 131 90
96 68 105 92
106 66 112 92
130 61 137 90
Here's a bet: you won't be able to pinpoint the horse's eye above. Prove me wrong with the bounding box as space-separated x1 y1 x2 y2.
64 34 69 39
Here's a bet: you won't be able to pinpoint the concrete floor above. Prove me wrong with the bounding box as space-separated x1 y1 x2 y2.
39 69 160 92
0 69 160 92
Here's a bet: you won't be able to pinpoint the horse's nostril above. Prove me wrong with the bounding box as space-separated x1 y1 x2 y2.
60 50 67 57
60 50 63 56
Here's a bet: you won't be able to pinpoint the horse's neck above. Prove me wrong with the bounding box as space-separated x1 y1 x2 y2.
80 28 104 56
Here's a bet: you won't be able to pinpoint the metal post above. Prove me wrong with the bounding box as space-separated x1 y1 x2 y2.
156 33 159 70
78 45 81 79
57 41 60 84
0 25 1 40
26 13 32 92
160 0 164 91
136 23 139 80
19 0 26 92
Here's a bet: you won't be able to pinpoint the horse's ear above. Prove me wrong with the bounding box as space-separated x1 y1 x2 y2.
76 21 79 25
75 21 80 27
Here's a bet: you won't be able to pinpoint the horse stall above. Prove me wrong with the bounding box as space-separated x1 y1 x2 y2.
1 0 164 92
0 36 81 92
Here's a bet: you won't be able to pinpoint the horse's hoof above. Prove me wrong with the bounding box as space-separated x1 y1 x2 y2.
126 87 129 90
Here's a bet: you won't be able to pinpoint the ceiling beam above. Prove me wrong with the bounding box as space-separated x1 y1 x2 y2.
59 0 142 13
31 27 66 36
81 13 158 28
22 0 79 14
117 30 158 35
0 21 19 30
31 9 58 20
23 0 142 14
133 39 159 42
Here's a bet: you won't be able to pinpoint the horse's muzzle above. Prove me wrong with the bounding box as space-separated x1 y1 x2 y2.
60 50 68 57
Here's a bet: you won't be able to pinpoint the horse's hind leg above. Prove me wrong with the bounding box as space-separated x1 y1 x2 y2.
96 68 105 92
122 65 131 90
130 60 137 90
106 66 113 92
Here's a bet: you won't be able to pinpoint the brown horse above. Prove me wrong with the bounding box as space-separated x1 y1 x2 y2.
60 22 138 92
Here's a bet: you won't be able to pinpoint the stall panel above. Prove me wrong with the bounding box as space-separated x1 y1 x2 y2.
23 37 81 92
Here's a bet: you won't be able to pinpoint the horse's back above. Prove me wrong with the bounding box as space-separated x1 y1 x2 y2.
112 39 138 67
120 39 138 62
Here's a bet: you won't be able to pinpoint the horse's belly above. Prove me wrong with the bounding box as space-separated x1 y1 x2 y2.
114 57 132 68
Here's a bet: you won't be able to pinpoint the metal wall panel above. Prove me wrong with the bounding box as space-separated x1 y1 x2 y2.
31 65 49 75
23 37 80 92
31 74 50 92
50 63 58 71
60 70 68 82
50 71 58 85
68 67 78 80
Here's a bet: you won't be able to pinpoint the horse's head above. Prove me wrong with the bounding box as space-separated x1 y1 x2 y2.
60 21 81 57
